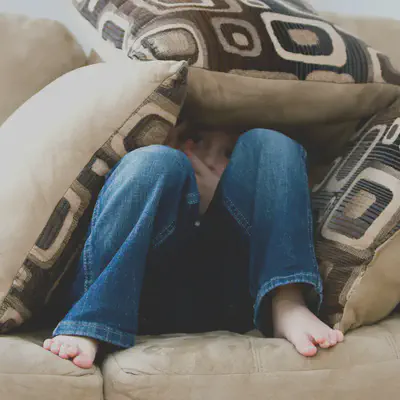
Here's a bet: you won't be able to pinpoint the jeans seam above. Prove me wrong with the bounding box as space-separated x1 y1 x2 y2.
223 196 251 236
186 192 200 204
83 200 100 292
83 245 92 293
54 320 135 348
303 165 320 275
256 272 323 300
152 191 199 248
152 221 176 248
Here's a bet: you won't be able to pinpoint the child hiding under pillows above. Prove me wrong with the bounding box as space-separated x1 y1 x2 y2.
43 121 344 368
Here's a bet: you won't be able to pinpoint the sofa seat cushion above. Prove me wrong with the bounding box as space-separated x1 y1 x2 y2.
0 331 103 400
102 316 400 400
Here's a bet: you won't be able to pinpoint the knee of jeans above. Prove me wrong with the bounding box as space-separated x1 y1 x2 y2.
238 129 306 158
117 145 191 181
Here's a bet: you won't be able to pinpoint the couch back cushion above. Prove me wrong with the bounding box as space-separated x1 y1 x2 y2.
0 14 87 126
321 12 400 70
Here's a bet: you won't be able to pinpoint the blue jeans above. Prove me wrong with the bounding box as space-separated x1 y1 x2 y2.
53 129 322 348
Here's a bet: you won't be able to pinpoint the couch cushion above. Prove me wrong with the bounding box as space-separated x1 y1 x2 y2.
0 60 187 332
0 331 102 400
0 14 86 126
321 12 400 70
102 316 400 400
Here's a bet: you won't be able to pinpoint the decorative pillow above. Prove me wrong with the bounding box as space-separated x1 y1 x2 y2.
0 60 187 332
71 0 400 161
0 14 86 126
313 100 400 332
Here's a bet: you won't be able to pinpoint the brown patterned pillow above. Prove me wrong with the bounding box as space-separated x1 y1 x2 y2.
313 101 400 332
0 60 187 332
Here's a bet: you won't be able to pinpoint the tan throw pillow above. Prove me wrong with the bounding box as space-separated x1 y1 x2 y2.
86 49 103 65
0 60 187 332
0 14 86 126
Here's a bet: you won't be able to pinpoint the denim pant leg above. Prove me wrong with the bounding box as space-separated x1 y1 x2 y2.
53 145 199 348
218 129 323 330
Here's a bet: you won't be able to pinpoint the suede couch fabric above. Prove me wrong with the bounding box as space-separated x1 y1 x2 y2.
0 331 103 400
2 317 400 399
0 14 86 126
102 316 400 400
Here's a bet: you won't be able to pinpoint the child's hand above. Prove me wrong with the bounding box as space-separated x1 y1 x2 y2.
185 150 220 215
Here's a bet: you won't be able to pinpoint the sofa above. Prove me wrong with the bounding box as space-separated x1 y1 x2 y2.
1 8 400 400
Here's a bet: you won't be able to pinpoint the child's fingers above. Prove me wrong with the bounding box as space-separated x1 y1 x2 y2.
188 153 209 176
184 139 195 153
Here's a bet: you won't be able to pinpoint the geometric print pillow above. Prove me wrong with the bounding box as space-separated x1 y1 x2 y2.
72 0 399 84
313 98 400 332
0 60 187 332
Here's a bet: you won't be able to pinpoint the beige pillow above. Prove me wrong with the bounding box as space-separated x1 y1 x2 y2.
0 14 86 126
86 49 103 65
0 60 187 332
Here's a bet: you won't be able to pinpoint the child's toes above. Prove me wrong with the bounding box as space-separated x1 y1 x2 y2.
58 344 70 359
318 339 331 349
335 329 344 343
66 345 79 358
73 352 95 369
312 333 332 349
293 334 318 357
328 330 338 346
312 335 329 348
43 339 53 350
50 340 62 355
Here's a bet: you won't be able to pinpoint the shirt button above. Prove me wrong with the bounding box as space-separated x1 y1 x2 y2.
194 220 201 227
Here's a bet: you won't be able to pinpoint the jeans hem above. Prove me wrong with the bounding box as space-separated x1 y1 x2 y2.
53 320 135 349
253 272 323 330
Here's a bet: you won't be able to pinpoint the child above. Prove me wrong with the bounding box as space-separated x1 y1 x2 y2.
176 123 241 214
43 122 343 369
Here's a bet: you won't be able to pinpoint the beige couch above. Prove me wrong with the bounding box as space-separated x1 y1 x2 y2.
1 11 400 400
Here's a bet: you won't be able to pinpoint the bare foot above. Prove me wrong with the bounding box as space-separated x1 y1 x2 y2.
43 335 98 369
272 285 344 357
